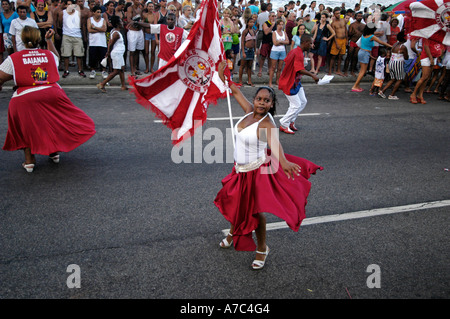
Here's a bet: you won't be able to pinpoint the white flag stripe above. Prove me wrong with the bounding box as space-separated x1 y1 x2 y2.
410 2 437 19
135 64 178 88
444 31 450 46
411 23 442 39
208 18 223 63
176 91 201 139
174 39 191 59
149 80 187 118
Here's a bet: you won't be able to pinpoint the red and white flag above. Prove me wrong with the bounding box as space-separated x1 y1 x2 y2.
409 0 450 45
129 0 231 145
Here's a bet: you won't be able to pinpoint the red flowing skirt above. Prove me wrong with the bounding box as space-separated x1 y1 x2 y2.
214 152 323 251
3 86 96 155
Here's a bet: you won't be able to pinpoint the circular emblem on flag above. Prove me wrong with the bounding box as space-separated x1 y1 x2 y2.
410 0 450 46
165 32 176 43
178 49 215 93
436 2 450 32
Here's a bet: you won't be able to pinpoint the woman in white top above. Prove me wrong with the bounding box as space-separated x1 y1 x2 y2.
97 16 127 92
87 5 107 79
214 61 323 270
268 19 289 88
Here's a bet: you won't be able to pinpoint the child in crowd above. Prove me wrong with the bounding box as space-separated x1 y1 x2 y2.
369 48 389 96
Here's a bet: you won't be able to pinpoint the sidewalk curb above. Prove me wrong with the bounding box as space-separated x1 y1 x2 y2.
54 70 374 87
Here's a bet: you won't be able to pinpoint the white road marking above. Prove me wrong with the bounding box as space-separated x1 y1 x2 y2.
154 113 328 123
221 200 450 235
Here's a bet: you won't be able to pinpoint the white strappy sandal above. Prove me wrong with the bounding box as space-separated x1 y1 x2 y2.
252 246 269 270
22 163 35 173
49 154 60 163
219 233 233 248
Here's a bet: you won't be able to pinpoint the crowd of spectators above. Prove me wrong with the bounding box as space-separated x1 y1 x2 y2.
0 0 448 100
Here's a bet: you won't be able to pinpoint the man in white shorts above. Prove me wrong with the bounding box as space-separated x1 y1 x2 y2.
126 0 144 76
58 3 86 77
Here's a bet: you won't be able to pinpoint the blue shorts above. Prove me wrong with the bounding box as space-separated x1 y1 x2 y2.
270 50 286 60
144 33 155 41
232 43 239 54
358 49 370 64
243 47 255 60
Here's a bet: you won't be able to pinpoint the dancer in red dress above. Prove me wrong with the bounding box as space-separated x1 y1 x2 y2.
0 26 96 172
214 61 322 270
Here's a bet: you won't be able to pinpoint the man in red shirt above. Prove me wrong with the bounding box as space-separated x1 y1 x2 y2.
135 12 189 69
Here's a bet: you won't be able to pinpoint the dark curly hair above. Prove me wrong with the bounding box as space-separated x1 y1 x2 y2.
254 86 277 116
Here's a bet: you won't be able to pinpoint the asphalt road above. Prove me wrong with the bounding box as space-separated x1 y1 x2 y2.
0 82 449 304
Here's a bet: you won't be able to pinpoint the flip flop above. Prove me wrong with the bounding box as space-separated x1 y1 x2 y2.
351 88 364 92
96 83 106 93
409 97 418 104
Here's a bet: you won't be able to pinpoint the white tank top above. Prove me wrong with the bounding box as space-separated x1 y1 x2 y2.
62 10 82 38
234 112 275 165
110 30 125 54
88 17 107 47
271 31 286 52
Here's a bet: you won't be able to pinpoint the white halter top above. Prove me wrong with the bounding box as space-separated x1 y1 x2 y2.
234 112 275 166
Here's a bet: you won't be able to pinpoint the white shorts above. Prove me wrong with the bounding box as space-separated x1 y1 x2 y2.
420 57 437 67
110 50 125 70
127 30 144 52
442 51 450 69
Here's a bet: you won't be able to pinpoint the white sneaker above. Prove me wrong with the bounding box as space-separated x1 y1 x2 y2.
102 71 108 79
89 70 96 79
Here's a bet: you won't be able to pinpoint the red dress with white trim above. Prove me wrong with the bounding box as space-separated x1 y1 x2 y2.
214 113 323 251
2 49 96 155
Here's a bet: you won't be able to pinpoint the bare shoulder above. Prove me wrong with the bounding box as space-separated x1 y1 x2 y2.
259 114 276 129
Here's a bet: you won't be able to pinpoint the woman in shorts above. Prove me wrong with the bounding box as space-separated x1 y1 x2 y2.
268 19 289 88
1 0 19 56
409 38 444 104
239 17 257 86
142 1 157 73
351 23 391 92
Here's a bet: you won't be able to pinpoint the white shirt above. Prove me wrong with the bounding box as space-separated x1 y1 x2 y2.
89 17 107 47
9 18 39 52
374 20 390 47
303 7 316 18
178 15 195 29
63 10 82 38
257 11 269 31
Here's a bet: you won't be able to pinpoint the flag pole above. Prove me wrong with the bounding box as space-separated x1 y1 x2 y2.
224 79 235 149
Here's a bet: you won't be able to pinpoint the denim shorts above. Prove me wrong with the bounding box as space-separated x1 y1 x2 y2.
144 33 155 41
270 50 286 60
244 47 255 60
358 49 370 64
